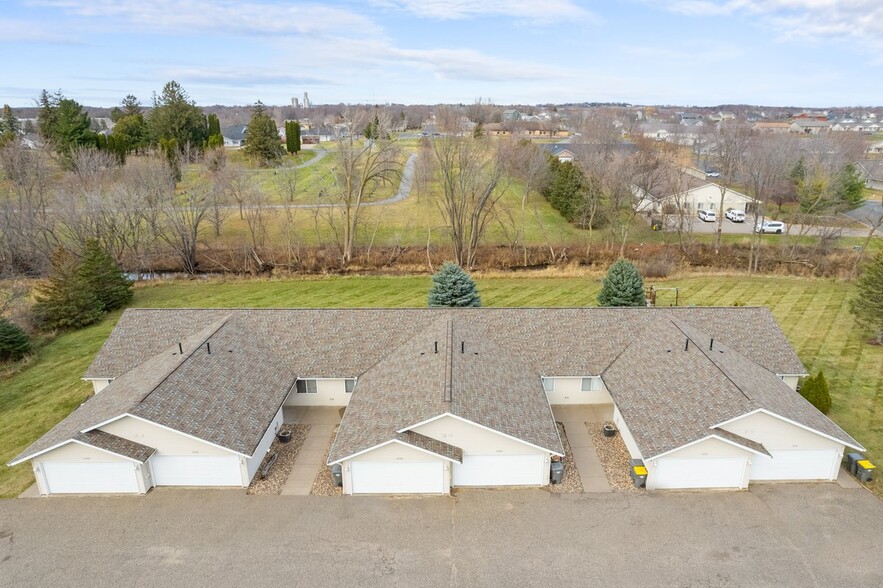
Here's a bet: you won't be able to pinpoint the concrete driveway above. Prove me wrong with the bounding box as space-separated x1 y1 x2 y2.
2 484 881 587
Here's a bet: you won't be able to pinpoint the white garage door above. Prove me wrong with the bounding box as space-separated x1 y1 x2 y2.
453 455 546 487
350 461 444 494
654 457 748 489
150 455 242 487
750 450 840 481
42 461 140 494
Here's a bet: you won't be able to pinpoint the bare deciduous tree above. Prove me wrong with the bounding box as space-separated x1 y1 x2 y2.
427 134 508 268
326 109 401 264
711 122 751 254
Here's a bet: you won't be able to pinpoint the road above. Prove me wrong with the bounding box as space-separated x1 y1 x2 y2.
1 483 881 587
674 215 879 238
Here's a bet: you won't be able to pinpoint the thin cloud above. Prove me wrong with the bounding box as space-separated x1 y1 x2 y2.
28 0 381 37
164 67 337 88
371 0 593 22
0 18 82 44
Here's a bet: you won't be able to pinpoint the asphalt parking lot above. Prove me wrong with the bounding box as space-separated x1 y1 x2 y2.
1 483 881 587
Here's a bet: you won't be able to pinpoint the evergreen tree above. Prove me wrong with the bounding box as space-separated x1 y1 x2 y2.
148 81 208 155
597 259 646 307
36 91 95 165
291 121 301 153
0 317 31 362
110 113 148 154
0 104 21 145
849 249 883 344
243 101 284 166
541 157 587 222
473 121 484 139
285 121 301 154
207 113 221 137
800 371 832 414
428 262 482 307
32 248 103 330
833 163 865 210
78 239 133 312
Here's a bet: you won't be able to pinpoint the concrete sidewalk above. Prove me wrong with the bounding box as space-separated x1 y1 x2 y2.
280 407 341 495
552 405 614 493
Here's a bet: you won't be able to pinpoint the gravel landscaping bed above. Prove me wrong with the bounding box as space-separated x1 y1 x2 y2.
548 422 583 494
247 424 310 495
310 425 342 496
588 421 641 492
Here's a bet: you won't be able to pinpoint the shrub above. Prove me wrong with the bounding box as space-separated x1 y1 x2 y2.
0 317 30 361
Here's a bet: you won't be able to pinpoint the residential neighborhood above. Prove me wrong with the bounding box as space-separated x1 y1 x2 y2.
1 1 882 586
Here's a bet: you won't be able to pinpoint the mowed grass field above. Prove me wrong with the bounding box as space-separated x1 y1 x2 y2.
1 273 881 498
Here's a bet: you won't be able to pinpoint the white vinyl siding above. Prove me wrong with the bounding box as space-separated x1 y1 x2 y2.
285 378 353 406
544 376 613 405
245 407 283 482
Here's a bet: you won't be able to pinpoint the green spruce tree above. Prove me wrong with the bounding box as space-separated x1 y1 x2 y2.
78 239 133 312
0 317 31 361
428 262 482 307
0 104 21 145
597 259 646 307
32 248 103 330
285 121 301 154
849 249 883 344
243 101 284 166
148 81 208 155
799 372 832 414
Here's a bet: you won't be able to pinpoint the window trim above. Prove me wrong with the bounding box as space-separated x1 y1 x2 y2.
296 379 318 394
581 377 601 392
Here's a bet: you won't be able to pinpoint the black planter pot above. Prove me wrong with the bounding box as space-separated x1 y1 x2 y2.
602 424 617 438
277 430 292 443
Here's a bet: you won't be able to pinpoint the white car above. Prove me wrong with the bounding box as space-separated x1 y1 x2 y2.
755 220 785 234
698 209 716 222
725 209 746 223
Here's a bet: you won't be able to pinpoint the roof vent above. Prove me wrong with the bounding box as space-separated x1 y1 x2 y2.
684 338 689 351
207 342 211 354
178 342 183 354
709 338 714 351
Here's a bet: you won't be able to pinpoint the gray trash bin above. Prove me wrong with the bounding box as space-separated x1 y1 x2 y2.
331 464 343 487
550 461 564 484
630 458 647 489
855 459 875 483
846 452 865 476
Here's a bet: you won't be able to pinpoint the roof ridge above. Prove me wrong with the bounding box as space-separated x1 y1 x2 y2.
669 318 752 401
134 314 233 405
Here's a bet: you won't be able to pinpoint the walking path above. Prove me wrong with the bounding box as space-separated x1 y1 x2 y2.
552 405 613 493
280 406 341 496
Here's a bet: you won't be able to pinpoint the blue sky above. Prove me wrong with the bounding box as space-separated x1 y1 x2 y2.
1 1 881 107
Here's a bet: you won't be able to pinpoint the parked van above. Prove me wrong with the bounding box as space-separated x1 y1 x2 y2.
755 220 786 234
725 209 746 223
698 209 716 222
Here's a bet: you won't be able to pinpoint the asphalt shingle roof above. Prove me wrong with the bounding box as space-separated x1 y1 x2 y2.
75 430 156 462
13 306 854 468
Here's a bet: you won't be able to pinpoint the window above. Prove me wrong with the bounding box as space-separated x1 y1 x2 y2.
345 379 356 393
581 377 601 392
709 203 715 210
697 203 703 210
542 378 554 392
295 379 318 394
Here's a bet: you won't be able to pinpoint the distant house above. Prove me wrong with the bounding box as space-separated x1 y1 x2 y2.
635 175 759 215
791 111 828 121
501 109 523 122
789 120 830 134
482 123 511 136
867 141 883 155
222 125 247 148
856 160 883 191
753 122 791 134
541 143 576 162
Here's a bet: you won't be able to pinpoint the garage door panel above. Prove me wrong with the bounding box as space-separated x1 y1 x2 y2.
42 462 140 494
453 455 545 487
151 456 242 487
351 461 444 494
654 457 747 489
750 450 839 481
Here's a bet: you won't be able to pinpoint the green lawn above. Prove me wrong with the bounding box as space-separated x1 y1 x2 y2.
1 274 881 497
